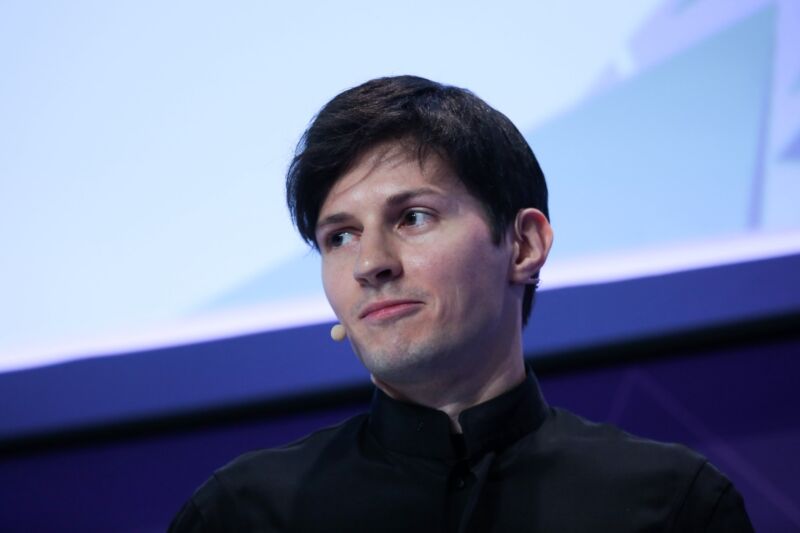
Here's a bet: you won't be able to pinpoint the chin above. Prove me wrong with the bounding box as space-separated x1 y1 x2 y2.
356 336 456 385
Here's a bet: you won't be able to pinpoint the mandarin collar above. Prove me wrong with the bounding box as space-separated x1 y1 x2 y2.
367 367 548 462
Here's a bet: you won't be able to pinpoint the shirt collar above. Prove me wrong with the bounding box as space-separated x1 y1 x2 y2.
367 367 549 462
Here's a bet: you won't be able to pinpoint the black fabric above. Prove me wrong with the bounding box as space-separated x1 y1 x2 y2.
169 371 753 532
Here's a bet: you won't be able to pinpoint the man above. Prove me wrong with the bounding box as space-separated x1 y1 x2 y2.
170 76 753 532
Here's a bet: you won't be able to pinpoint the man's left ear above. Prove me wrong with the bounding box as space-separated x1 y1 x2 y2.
509 208 554 285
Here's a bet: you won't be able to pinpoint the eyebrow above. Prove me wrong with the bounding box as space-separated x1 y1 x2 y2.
385 187 441 207
315 187 443 231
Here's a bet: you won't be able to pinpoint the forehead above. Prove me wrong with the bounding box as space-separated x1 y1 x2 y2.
320 142 461 212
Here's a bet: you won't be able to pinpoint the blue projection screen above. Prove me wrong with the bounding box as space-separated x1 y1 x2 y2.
1 0 799 441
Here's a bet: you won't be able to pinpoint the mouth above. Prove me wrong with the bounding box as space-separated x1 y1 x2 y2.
358 300 424 322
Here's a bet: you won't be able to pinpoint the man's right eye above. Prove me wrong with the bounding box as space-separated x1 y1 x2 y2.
328 231 354 248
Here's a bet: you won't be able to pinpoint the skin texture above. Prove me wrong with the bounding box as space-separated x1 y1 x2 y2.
316 142 553 429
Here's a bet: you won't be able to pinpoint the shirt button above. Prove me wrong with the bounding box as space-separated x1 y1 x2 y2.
455 477 466 489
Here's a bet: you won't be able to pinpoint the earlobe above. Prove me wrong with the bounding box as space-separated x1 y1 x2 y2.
509 208 553 285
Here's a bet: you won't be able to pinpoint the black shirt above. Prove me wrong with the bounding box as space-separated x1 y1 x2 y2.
169 371 753 532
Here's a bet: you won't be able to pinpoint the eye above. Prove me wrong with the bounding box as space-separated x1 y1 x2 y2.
327 230 355 249
400 210 433 228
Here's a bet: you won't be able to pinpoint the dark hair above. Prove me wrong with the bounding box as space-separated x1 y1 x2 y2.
286 75 549 326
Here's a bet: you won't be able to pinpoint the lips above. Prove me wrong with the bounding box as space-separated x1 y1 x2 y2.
358 300 423 320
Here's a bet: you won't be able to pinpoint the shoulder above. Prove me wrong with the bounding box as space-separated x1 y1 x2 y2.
169 413 369 532
526 407 753 532
542 406 707 476
216 412 368 487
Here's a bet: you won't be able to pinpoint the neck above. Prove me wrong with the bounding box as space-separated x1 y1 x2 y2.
372 352 526 433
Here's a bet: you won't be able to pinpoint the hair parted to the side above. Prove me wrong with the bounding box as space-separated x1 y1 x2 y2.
286 75 549 327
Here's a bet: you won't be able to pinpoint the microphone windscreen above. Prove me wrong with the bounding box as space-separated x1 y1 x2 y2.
330 324 347 341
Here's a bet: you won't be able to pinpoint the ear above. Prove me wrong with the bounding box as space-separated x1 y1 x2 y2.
508 208 553 285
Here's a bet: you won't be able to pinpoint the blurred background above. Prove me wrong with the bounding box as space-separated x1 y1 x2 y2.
1 0 798 531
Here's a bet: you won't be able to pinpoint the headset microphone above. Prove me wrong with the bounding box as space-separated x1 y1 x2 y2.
330 324 347 341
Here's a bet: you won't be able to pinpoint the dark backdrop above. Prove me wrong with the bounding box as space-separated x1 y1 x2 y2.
1 318 798 532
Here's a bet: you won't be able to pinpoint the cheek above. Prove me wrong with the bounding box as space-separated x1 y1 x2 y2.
321 259 351 317
405 237 508 316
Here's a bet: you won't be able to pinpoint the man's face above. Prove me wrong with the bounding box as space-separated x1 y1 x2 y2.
316 142 522 385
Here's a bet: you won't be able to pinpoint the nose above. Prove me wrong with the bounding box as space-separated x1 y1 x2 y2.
353 230 402 287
